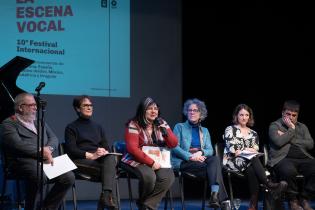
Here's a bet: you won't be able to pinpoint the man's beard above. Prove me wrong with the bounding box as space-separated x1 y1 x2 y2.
23 112 36 122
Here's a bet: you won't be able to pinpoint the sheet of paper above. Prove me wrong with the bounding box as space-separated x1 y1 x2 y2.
142 146 171 168
43 154 77 179
239 151 264 160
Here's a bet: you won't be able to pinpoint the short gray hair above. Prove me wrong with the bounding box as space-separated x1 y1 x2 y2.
182 98 208 121
14 92 34 111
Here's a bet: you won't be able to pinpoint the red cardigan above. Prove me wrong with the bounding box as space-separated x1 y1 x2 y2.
123 120 178 167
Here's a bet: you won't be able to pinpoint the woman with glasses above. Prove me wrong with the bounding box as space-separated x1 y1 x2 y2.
171 98 230 210
64 95 118 210
121 96 178 210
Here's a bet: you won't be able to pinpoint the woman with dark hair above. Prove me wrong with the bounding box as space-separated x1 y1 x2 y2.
223 104 287 210
171 98 230 209
121 97 178 210
65 95 118 210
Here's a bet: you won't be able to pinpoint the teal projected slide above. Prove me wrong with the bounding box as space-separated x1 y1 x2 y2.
0 0 130 97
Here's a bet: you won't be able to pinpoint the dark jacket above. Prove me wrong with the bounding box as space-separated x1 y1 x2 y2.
1 115 58 169
268 118 314 167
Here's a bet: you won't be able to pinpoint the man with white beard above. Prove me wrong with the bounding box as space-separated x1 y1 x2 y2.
1 92 75 210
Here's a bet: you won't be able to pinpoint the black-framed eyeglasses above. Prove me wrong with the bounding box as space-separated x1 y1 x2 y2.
21 103 37 108
188 109 199 113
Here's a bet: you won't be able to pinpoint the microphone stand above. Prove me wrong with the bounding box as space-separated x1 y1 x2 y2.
35 89 47 210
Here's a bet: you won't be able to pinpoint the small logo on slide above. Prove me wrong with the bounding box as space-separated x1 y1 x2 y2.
111 0 117 8
101 0 107 8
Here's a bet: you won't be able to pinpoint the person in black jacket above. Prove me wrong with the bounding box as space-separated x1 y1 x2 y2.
65 95 118 210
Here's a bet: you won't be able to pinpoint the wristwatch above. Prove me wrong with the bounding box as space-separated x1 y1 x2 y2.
48 146 54 152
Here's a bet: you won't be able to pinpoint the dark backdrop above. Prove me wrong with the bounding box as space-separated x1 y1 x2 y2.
182 1 315 149
181 1 315 199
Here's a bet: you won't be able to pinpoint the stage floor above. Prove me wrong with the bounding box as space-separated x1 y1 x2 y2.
63 198 315 210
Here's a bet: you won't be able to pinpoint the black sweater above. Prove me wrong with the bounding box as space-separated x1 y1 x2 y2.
65 117 110 159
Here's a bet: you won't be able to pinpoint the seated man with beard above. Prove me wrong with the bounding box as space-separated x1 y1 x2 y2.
1 92 75 210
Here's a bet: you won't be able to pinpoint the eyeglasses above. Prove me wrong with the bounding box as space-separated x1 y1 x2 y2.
81 104 93 108
21 103 37 108
188 109 200 113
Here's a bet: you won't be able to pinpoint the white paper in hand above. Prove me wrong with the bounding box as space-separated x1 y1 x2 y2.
142 146 171 168
43 154 77 179
239 150 264 160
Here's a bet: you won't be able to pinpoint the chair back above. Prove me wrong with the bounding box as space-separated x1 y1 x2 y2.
0 139 20 180
214 141 225 162
112 140 139 180
112 140 127 154
0 125 9 177
1 149 11 177
58 142 66 156
0 127 24 209
215 140 245 177
263 144 269 167
59 142 100 182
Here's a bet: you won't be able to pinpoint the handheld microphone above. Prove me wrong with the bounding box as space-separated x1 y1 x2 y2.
35 82 45 92
153 117 168 137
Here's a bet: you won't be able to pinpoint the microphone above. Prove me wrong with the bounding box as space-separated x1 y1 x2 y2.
35 82 45 92
153 117 168 137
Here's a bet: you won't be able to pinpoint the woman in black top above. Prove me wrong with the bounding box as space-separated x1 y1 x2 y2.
65 95 118 210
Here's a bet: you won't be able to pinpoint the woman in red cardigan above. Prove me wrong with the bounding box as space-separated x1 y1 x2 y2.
121 97 178 210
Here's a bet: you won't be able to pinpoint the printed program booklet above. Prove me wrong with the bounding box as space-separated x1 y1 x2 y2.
142 146 171 168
